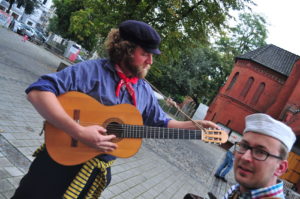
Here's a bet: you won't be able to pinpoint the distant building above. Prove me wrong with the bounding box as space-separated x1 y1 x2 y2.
0 0 23 20
205 44 300 138
192 103 208 120
0 0 54 31
205 44 300 187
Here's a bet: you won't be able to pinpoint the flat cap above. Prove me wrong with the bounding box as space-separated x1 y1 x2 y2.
119 20 161 55
244 113 296 151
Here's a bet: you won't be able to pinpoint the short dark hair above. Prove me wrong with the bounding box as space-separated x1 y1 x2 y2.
104 28 137 64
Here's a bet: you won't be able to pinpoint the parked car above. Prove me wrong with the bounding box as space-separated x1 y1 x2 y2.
31 29 47 45
17 24 35 40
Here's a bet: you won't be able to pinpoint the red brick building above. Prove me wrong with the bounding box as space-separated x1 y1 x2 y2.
205 44 300 186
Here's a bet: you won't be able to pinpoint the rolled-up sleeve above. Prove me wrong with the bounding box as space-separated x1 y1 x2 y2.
25 61 96 96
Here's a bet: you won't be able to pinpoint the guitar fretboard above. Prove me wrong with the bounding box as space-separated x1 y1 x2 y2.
107 124 202 140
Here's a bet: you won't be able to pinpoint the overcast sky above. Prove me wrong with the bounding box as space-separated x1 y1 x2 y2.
251 0 300 56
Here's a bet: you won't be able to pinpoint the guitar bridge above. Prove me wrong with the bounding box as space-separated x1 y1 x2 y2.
71 109 80 147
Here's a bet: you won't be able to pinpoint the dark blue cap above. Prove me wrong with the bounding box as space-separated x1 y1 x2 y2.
119 20 161 55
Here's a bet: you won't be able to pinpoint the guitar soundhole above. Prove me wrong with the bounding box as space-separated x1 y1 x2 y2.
103 118 124 143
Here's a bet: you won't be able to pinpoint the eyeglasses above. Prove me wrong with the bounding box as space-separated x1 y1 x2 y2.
234 142 283 161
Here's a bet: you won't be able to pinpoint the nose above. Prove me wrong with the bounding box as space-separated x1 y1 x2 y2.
146 54 153 65
240 149 253 161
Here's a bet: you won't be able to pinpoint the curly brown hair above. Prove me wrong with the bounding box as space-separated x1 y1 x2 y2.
104 28 137 64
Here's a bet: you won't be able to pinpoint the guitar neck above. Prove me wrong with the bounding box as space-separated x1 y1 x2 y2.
108 124 202 140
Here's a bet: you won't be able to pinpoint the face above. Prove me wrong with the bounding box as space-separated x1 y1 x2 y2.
234 132 288 192
122 46 153 78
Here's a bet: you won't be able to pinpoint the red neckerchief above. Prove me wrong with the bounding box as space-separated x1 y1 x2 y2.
115 65 138 106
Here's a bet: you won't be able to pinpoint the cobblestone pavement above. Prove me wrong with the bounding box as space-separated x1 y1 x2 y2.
0 27 236 199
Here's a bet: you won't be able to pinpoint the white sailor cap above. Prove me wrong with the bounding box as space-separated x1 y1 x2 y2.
244 113 296 151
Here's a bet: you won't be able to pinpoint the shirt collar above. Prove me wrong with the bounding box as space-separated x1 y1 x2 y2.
226 181 285 199
102 59 120 82
250 180 284 199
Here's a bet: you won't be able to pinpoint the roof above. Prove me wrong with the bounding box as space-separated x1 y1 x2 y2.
236 44 300 76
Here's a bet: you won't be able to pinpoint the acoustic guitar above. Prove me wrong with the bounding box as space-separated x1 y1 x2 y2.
45 92 228 166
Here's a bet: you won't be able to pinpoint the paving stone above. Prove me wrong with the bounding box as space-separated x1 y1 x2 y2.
0 180 13 193
6 176 22 188
0 133 14 141
4 167 23 177
100 189 114 199
2 190 15 199
0 169 10 179
0 135 31 173
0 158 12 167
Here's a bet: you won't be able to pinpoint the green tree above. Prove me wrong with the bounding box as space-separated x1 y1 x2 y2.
49 0 255 52
6 0 39 15
148 46 224 106
215 12 268 76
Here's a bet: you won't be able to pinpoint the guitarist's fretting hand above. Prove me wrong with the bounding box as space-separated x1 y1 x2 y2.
197 120 220 129
76 125 117 152
168 119 220 130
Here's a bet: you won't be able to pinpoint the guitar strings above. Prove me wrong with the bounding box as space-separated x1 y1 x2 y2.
65 122 222 141
69 121 222 134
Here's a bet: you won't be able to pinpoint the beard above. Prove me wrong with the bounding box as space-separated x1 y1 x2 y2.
124 56 150 79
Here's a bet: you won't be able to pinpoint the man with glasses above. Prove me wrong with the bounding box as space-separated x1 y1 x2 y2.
224 113 296 199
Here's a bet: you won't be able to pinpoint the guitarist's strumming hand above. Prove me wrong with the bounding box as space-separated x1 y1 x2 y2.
27 91 118 153
75 125 118 152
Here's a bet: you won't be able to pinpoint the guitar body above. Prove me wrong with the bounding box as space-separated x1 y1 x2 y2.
45 91 144 166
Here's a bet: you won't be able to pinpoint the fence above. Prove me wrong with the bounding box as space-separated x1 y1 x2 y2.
158 99 196 121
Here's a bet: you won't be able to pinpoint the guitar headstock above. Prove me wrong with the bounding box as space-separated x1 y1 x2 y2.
201 129 228 144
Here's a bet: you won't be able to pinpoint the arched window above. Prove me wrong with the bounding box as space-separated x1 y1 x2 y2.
240 77 254 98
251 82 265 104
226 72 239 91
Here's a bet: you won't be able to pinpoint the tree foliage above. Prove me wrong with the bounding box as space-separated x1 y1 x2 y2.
148 46 224 106
49 0 255 52
213 12 268 83
216 12 267 57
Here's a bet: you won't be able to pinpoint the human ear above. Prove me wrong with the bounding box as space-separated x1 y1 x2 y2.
274 160 288 177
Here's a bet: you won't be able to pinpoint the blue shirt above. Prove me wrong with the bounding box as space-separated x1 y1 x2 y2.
26 59 171 161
